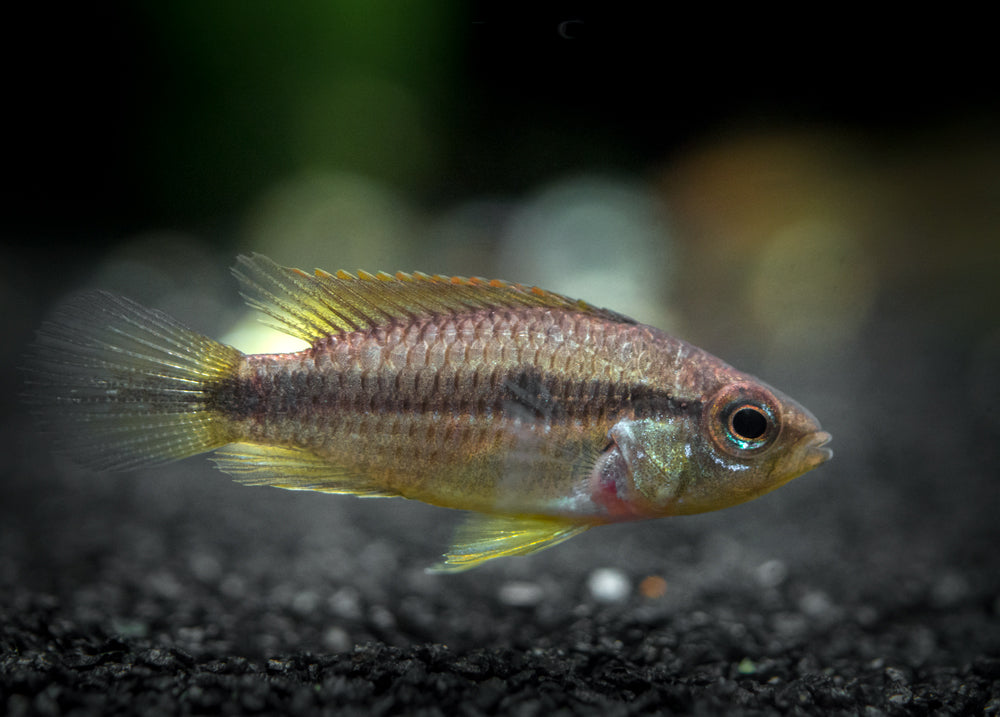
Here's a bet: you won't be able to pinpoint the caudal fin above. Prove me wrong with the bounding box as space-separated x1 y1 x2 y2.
24 291 243 470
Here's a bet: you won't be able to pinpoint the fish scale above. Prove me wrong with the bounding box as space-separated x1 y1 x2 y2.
25 254 832 570
226 313 617 505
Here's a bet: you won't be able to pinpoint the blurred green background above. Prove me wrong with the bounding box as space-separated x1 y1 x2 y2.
6 4 997 356
2 4 998 606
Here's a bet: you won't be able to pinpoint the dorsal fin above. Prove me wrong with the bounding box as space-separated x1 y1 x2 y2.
232 253 634 345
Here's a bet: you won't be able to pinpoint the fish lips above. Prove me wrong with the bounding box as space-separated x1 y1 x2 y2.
805 430 834 468
772 429 833 489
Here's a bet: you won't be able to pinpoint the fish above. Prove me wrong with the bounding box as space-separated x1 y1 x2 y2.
25 254 832 571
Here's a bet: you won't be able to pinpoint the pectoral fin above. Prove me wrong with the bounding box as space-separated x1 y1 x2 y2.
212 443 399 497
429 514 589 573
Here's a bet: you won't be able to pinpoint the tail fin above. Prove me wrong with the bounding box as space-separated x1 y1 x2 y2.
24 291 243 471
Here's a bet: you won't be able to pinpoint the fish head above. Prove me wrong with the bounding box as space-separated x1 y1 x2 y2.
607 378 832 517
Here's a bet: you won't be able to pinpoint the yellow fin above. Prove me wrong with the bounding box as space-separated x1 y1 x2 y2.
211 443 399 497
429 515 590 573
232 253 634 345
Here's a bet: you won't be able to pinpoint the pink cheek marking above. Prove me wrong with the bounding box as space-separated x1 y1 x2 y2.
589 447 652 522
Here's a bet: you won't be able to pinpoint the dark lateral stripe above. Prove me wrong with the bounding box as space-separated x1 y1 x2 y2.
501 369 699 421
206 366 700 423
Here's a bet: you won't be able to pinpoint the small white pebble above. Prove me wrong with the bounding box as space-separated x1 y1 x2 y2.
498 581 545 607
323 626 353 652
219 573 246 598
369 605 396 630
587 568 631 603
798 590 835 618
327 587 363 620
189 552 221 582
148 570 183 599
754 559 788 588
291 590 320 615
931 572 970 607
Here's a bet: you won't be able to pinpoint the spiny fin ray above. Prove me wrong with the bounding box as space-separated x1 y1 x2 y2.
233 253 635 345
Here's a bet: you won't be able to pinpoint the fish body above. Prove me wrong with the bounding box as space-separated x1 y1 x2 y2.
27 255 832 570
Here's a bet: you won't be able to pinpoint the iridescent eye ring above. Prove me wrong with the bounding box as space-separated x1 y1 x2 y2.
706 383 781 457
724 402 774 450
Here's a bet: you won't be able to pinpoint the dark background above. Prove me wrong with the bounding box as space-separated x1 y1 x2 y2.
3 4 998 714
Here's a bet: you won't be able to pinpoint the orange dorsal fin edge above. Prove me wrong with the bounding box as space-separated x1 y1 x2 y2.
232 253 635 345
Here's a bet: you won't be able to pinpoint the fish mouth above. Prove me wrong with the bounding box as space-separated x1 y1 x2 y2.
769 429 833 490
803 430 833 469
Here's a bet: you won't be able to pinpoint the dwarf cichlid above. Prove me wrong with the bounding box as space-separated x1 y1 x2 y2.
26 254 832 571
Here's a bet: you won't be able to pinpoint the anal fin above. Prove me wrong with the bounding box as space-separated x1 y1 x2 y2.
429 514 589 573
212 443 399 497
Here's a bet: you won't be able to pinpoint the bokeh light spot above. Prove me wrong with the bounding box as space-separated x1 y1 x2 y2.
499 175 676 326
243 171 420 272
749 219 877 355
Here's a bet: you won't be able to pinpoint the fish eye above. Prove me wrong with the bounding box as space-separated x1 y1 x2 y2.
730 405 769 441
725 403 773 451
706 383 781 457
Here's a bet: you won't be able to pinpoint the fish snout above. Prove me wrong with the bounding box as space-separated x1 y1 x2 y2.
803 430 833 469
